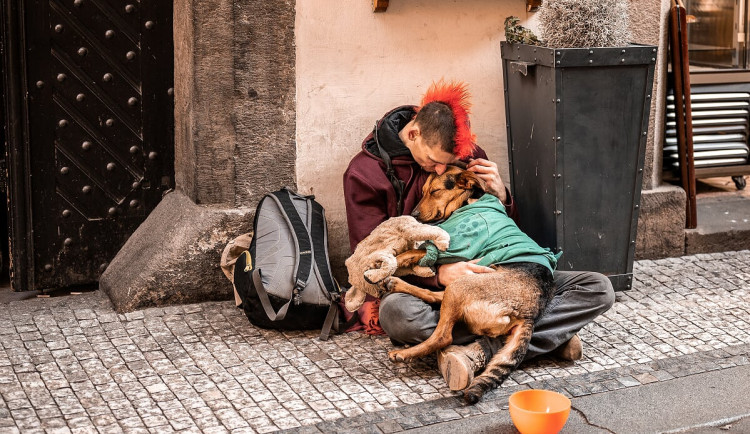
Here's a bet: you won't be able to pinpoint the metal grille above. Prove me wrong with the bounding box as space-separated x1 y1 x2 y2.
664 91 750 169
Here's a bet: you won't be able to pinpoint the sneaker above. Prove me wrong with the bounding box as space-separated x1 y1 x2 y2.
555 334 583 361
437 341 488 391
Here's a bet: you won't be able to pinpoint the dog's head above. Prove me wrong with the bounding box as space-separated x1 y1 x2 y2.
412 166 486 223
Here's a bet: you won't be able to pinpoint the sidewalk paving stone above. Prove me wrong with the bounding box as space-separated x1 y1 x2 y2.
0 250 747 432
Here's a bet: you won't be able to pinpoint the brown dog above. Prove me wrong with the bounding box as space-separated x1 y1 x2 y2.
384 166 556 404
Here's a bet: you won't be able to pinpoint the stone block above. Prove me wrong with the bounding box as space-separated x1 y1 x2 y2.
686 196 750 255
99 191 253 312
636 185 686 260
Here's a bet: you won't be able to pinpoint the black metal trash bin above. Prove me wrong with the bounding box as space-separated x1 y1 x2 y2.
501 42 657 291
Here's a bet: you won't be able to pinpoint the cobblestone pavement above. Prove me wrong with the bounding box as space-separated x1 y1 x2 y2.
0 251 748 433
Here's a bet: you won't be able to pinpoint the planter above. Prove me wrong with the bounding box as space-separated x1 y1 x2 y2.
501 42 657 291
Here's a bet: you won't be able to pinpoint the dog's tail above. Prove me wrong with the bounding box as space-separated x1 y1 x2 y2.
463 320 533 404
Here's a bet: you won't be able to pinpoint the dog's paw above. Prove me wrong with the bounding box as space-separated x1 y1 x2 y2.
411 266 435 278
433 231 450 251
364 268 390 285
344 288 366 313
388 350 410 363
383 276 405 292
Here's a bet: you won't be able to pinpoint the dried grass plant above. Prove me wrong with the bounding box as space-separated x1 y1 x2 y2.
538 0 631 48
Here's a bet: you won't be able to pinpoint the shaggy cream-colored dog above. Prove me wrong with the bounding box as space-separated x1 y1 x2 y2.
344 216 450 312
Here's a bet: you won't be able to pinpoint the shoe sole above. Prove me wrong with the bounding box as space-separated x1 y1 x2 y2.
438 351 474 391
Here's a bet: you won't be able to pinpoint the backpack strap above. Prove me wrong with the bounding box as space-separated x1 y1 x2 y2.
272 189 314 304
310 201 339 296
252 268 293 321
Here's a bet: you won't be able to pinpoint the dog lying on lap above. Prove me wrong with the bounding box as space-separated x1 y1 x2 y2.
363 166 559 404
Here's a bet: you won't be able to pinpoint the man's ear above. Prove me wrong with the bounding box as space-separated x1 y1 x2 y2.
456 170 487 197
408 123 421 141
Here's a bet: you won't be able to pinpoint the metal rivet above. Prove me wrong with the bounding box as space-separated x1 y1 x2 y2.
82 185 92 194
62 209 71 218
589 59 593 64
145 21 154 29
167 88 174 96
631 240 636 244
652 48 657 52
64 238 73 246
82 141 92 150
58 119 68 127
54 24 63 33
556 99 561 103
638 168 643 173
128 97 138 106
74 0 83 6
106 162 116 171
651 58 656 62
126 51 136 60
643 132 647 136
556 51 561 55
589 50 593 54
98 263 108 273
635 204 640 209
129 200 139 208
78 47 88 56
105 30 115 39
125 4 135 13
36 80 44 88
57 73 66 82
76 93 85 102
647 94 651 99
132 181 140 189
557 136 561 140
44 264 53 271
621 49 626 54
129 146 139 154
556 60 560 65
554 210 562 215
621 58 625 63
60 167 69 175
148 151 158 160
108 207 117 216
103 73 113 82
105 118 114 127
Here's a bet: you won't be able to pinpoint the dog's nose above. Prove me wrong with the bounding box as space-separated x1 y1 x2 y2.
411 208 420 218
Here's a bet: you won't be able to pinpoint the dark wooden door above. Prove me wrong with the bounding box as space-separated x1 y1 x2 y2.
2 0 174 291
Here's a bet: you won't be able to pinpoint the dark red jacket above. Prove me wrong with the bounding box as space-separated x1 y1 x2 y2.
343 105 518 258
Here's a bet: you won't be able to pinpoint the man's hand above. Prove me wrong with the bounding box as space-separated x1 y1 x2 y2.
437 259 494 287
466 158 508 203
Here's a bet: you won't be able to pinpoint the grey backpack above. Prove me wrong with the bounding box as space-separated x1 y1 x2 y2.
233 188 350 340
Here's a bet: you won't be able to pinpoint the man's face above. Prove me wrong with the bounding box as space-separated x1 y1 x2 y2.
407 132 457 175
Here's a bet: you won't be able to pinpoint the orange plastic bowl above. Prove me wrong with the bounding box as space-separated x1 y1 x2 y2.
508 389 571 434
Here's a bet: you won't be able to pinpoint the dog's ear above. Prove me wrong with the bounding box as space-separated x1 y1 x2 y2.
456 170 487 198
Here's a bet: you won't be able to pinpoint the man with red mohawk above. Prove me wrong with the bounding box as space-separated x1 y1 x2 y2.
343 80 614 391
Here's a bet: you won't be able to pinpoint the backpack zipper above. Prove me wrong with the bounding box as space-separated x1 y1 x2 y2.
242 251 253 272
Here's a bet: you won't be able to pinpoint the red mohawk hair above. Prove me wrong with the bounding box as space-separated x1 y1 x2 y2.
418 80 477 159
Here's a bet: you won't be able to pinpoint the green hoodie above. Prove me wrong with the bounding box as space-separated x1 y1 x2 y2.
418 194 559 273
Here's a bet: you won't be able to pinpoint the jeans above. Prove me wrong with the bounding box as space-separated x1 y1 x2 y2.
378 270 615 361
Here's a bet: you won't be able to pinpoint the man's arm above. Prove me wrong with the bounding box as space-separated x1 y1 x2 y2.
343 169 389 253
